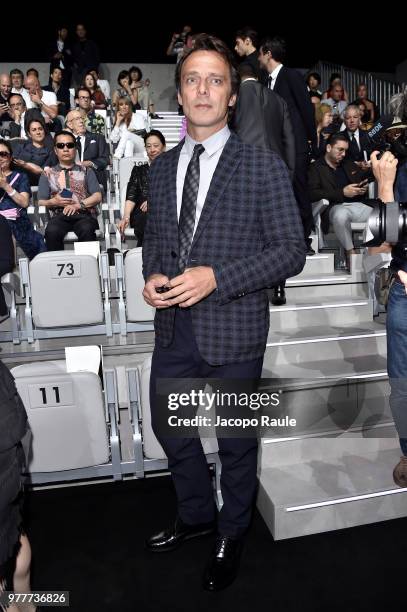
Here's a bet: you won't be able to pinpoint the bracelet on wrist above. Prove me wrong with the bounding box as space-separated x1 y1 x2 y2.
9 189 16 197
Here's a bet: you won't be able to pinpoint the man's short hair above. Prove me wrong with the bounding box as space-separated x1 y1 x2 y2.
238 63 257 80
26 68 39 78
307 71 321 85
326 133 349 147
10 68 24 79
76 86 92 98
9 93 25 106
175 33 240 97
235 27 259 48
259 36 286 63
54 130 76 145
344 104 361 117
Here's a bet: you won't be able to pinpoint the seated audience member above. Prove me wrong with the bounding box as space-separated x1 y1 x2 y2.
83 71 106 109
352 83 379 125
6 95 48 142
112 70 138 109
0 140 46 259
117 130 166 244
341 104 372 166
0 74 13 126
323 83 348 127
10 68 30 107
306 71 322 97
315 103 334 157
308 133 372 265
38 130 102 250
26 68 39 79
43 66 71 117
110 97 148 159
0 358 35 611
322 73 349 101
0 216 14 316
90 68 110 101
65 109 109 191
75 86 105 135
13 119 56 186
24 75 58 123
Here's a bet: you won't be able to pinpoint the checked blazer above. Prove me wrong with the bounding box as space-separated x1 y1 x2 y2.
142 132 306 365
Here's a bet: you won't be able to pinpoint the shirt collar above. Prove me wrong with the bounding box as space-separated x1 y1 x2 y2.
270 63 283 81
184 124 230 158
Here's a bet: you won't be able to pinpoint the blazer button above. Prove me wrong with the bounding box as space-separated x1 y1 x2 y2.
171 250 177 258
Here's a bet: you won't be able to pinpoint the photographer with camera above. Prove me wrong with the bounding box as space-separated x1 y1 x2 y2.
368 149 407 486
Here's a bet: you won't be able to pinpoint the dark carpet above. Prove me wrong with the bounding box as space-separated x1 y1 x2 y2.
25 476 404 612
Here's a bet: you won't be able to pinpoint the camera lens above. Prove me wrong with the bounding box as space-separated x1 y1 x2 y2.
366 201 407 245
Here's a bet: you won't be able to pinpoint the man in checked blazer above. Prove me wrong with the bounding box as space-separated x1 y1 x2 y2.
142 34 306 591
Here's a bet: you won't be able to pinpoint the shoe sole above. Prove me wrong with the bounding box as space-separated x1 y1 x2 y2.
146 528 216 553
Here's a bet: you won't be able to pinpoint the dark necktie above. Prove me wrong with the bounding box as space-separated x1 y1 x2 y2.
351 133 360 159
76 135 82 161
178 143 205 271
64 168 70 189
267 75 273 89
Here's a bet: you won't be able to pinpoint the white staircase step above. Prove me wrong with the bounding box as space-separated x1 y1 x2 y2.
269 296 373 328
285 282 368 300
287 271 354 286
263 352 387 378
293 253 334 277
257 444 407 539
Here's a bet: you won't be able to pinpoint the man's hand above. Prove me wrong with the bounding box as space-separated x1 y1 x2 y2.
52 194 73 207
80 160 94 168
63 203 80 216
30 91 42 106
343 183 367 198
143 274 171 308
398 270 407 294
159 266 217 308
371 151 398 201
140 200 148 212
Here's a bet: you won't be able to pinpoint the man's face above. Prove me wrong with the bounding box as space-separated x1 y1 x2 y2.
77 89 91 111
8 95 25 119
76 24 86 39
326 140 348 166
52 68 63 84
234 37 246 57
25 76 41 96
258 47 270 70
66 110 86 135
59 28 68 41
177 50 236 134
11 73 23 89
55 135 76 163
0 75 11 99
344 109 361 132
331 86 343 101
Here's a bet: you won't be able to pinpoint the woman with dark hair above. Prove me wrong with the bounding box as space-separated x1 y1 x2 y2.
83 71 106 109
117 129 166 244
13 119 56 186
306 71 322 97
112 70 138 109
0 140 46 259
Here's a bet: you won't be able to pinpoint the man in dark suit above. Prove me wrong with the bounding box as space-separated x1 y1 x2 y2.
65 109 109 191
259 37 317 255
234 63 295 178
142 34 305 591
308 132 372 264
234 26 267 83
341 104 373 165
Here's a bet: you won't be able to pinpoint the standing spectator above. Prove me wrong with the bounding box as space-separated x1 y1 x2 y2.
234 26 265 82
0 74 12 126
90 68 110 101
166 25 193 63
43 66 71 117
49 26 73 86
112 70 138 109
72 24 100 85
75 87 105 135
0 140 46 259
83 72 106 109
10 69 30 107
110 97 148 158
117 130 166 244
38 130 102 250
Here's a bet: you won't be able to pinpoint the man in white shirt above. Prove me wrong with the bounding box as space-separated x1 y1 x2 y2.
10 69 31 107
341 104 372 167
24 75 58 124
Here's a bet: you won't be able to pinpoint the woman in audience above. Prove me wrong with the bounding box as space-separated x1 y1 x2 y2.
0 358 35 612
110 97 148 159
13 119 56 186
128 66 159 117
306 71 322 97
117 129 166 244
352 83 379 126
315 103 334 157
0 140 46 259
83 72 106 109
112 70 138 109
322 73 349 102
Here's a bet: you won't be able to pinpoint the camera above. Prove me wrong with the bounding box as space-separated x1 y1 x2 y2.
368 119 407 162
365 200 407 246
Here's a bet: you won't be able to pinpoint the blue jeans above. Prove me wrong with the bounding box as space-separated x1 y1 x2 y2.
386 280 407 455
395 160 407 202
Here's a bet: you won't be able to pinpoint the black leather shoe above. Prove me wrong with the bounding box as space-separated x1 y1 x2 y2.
203 536 243 591
271 285 286 306
306 246 316 256
146 516 216 552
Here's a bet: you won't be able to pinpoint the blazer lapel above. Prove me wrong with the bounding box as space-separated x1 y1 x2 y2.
191 133 241 249
165 141 183 249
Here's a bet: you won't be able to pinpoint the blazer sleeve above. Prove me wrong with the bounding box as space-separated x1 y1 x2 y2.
308 163 345 203
289 69 317 148
142 159 163 280
234 86 265 147
280 98 296 177
92 135 109 170
212 152 306 304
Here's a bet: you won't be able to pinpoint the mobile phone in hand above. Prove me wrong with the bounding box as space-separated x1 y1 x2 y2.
59 188 73 198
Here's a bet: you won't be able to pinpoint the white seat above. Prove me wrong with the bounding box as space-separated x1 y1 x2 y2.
11 360 122 483
0 271 21 344
20 251 113 342
312 199 329 249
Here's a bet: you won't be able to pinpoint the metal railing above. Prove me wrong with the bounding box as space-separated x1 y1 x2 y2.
311 60 406 115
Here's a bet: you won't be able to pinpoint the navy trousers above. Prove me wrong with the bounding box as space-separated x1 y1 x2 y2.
150 307 263 539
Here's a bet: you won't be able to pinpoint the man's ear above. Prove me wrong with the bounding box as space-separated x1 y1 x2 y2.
228 93 237 108
177 90 183 107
